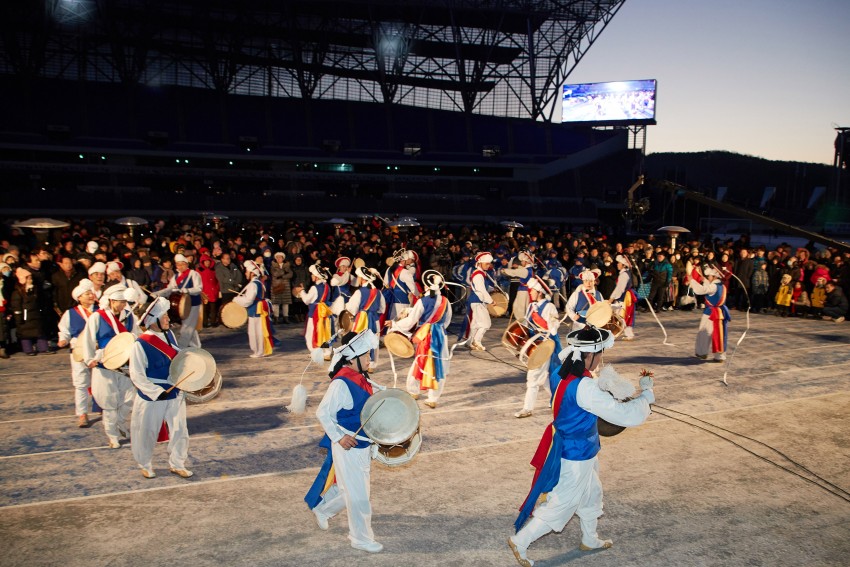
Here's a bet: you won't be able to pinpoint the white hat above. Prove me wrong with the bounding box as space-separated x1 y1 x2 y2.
527 275 551 296
518 251 533 264
106 261 123 274
335 257 351 269
123 286 141 305
476 252 493 265
558 326 615 364
422 270 445 292
328 329 379 373
309 264 328 281
103 285 128 302
71 279 94 301
243 260 261 276
702 265 721 278
579 268 599 282
402 250 415 261
615 254 631 268
142 296 170 327
86 241 98 254
88 261 106 275
355 266 375 286
274 251 285 259
174 253 188 264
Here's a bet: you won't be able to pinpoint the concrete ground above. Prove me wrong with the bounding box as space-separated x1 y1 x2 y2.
1 308 849 567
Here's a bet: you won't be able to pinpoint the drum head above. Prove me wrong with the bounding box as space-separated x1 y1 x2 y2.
339 310 353 332
526 338 555 370
221 302 248 329
102 332 136 369
585 301 613 328
72 348 85 363
169 347 217 392
353 258 366 269
178 294 191 319
185 370 223 404
384 332 414 358
501 321 531 353
361 388 420 445
487 290 508 317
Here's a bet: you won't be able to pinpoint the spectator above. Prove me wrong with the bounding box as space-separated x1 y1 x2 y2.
215 252 243 316
790 281 810 317
198 254 220 327
731 249 754 311
647 251 673 311
11 268 53 355
751 262 769 313
821 281 847 323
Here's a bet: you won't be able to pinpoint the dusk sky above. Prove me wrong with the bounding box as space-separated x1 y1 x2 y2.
566 0 849 165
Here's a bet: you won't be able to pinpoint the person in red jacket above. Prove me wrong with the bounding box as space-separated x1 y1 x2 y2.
198 254 221 327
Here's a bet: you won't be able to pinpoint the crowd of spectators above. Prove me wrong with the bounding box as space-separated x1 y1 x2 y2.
1 217 848 358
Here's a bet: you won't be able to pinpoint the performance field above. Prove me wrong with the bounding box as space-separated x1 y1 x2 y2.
1 310 848 567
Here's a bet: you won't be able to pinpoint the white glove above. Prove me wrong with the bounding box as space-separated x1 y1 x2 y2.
639 375 654 391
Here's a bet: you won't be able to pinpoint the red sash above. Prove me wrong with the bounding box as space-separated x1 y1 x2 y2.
99 310 127 334
333 367 373 395
138 333 179 360
426 296 448 324
530 310 548 331
362 288 379 310
175 269 192 287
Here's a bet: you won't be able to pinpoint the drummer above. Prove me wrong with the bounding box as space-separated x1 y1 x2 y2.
330 256 354 310
388 272 452 409
87 261 107 300
128 297 193 479
515 276 562 419
80 285 140 448
103 260 149 307
608 255 638 341
383 250 419 321
459 251 495 351
305 329 384 553
565 269 603 331
56 278 98 428
502 251 535 322
344 267 385 372
232 260 274 358
154 253 202 348
295 263 334 361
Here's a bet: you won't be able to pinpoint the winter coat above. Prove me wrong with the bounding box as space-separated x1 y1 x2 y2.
11 285 42 339
774 283 793 308
270 261 294 305
198 255 220 301
751 268 769 295
215 261 243 295
811 286 827 309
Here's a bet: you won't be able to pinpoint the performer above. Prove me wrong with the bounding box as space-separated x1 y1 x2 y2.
515 276 562 419
233 260 274 358
104 260 149 307
330 256 355 308
388 272 452 409
295 263 334 360
688 264 731 362
128 297 193 479
305 329 384 554
502 251 535 322
155 254 202 348
565 269 603 331
509 326 655 566
383 250 419 320
80 285 140 448
56 279 98 428
344 267 385 372
87 261 107 300
459 252 494 351
608 255 638 341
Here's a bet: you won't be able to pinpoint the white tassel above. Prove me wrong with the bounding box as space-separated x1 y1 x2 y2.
287 384 308 414
597 365 636 401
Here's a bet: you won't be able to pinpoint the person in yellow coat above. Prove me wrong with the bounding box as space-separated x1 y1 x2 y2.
774 273 793 317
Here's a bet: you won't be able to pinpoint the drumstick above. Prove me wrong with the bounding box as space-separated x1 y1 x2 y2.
164 370 195 394
353 399 387 438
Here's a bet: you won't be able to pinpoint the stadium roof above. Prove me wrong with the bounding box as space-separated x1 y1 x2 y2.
1 0 627 120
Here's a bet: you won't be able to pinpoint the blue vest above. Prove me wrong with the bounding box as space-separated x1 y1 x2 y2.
68 307 90 339
318 376 372 450
307 283 329 317
136 332 180 401
96 311 134 369
247 279 265 317
418 295 449 326
518 267 533 291
574 290 601 322
615 269 634 301
467 270 487 305
551 375 600 461
389 266 411 304
177 271 202 306
703 282 729 316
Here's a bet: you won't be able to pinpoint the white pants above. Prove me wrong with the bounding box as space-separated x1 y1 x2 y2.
178 305 201 348
469 303 491 345
406 370 446 403
389 302 410 321
130 393 189 471
91 367 135 444
522 364 551 413
304 318 331 359
513 290 529 322
513 457 608 550
695 315 725 360
247 317 268 357
313 443 376 546
69 356 92 416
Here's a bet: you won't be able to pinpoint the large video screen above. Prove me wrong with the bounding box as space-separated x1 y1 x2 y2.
561 79 657 124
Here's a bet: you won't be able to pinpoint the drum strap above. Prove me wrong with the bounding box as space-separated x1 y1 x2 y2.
99 310 127 335
139 333 179 360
